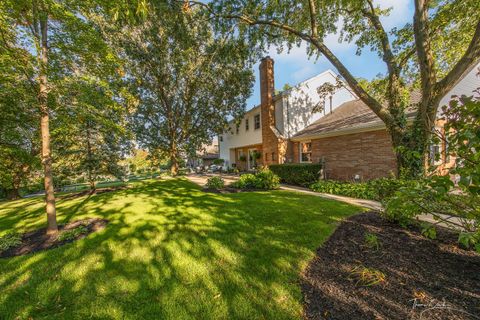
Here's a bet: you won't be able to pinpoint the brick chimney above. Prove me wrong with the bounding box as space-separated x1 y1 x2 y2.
259 56 286 166
260 56 275 128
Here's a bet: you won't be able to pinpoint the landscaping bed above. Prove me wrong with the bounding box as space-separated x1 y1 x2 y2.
0 218 108 258
302 212 480 320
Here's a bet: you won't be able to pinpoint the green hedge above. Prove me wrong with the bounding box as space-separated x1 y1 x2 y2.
269 163 322 186
310 178 416 202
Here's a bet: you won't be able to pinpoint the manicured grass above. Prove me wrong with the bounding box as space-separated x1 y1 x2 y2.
0 178 361 319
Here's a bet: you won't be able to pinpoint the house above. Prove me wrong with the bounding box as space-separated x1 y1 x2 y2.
187 139 220 168
218 56 357 170
220 56 479 180
291 61 480 180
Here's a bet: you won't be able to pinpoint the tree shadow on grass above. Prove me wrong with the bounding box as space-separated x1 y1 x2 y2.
0 178 360 319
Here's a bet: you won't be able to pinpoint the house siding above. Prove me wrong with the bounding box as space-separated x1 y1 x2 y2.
293 130 397 181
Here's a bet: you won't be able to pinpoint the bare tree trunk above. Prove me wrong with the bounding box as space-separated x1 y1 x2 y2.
86 124 96 192
38 12 58 235
170 153 179 176
6 189 21 200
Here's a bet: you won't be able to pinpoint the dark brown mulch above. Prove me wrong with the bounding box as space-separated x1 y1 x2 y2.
59 186 128 200
302 212 480 320
0 218 108 259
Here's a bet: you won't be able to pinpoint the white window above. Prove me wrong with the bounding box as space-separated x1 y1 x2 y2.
254 114 260 130
245 118 249 131
300 142 312 163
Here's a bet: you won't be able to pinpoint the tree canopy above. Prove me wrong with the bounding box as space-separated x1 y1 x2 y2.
97 4 255 174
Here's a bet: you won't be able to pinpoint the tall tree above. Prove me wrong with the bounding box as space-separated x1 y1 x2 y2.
1 0 123 233
0 21 40 200
98 4 254 175
53 78 131 191
193 0 480 177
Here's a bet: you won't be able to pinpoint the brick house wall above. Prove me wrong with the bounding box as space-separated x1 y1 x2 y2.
293 129 397 181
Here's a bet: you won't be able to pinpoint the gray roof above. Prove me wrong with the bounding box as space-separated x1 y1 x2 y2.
293 99 382 139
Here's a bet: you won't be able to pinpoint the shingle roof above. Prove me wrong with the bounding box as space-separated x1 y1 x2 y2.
292 99 384 140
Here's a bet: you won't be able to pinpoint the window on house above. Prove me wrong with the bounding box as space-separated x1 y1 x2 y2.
219 136 223 142
265 153 268 161
429 144 441 165
236 124 240 134
245 119 249 131
271 152 275 161
254 114 260 130
300 142 312 163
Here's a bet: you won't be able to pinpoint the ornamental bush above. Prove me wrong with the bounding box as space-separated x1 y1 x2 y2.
231 173 257 189
269 163 322 186
231 169 280 190
0 232 22 252
310 178 412 202
205 176 225 189
58 225 89 242
254 168 280 190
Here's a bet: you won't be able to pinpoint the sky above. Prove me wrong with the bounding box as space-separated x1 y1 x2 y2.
245 0 414 109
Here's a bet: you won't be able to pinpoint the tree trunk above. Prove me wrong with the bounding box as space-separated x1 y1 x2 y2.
170 153 179 176
38 12 58 235
388 123 429 179
86 124 95 192
5 189 21 200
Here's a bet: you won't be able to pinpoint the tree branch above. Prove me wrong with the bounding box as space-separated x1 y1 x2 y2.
435 20 480 99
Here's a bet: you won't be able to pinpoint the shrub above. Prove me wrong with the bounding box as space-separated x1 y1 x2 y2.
254 169 280 190
212 159 225 166
310 180 376 200
364 232 380 251
349 265 386 286
58 225 88 242
0 232 22 252
269 163 322 186
205 176 225 190
310 178 415 202
231 173 257 189
231 169 280 190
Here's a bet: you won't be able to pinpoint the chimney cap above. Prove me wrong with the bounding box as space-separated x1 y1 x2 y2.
261 56 274 63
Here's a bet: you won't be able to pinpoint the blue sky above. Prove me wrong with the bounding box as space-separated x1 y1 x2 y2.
245 0 414 108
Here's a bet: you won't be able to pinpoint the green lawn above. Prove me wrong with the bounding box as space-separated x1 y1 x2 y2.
0 178 361 319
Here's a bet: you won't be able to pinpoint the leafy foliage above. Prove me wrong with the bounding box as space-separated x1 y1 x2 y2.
385 93 480 252
205 176 225 190
58 225 88 242
102 5 254 175
231 169 280 190
269 163 322 187
0 232 22 252
349 265 386 287
310 178 413 202
253 168 280 190
364 232 380 251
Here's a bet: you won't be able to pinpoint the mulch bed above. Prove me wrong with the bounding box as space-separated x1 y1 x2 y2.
302 212 480 320
59 186 128 200
0 218 108 259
